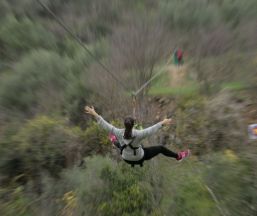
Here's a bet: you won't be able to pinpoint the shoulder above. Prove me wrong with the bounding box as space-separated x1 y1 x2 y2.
115 128 125 136
118 128 125 133
132 129 141 136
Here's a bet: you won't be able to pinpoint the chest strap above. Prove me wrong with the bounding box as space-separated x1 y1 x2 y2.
120 137 139 155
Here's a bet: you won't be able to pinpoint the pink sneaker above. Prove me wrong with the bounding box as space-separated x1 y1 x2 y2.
176 149 190 161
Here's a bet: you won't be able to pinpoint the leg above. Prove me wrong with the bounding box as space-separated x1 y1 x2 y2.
143 146 178 161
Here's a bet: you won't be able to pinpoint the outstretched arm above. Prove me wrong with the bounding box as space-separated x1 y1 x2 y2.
137 118 173 139
84 106 120 135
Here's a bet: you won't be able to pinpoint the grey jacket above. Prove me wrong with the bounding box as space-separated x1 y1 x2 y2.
96 115 163 161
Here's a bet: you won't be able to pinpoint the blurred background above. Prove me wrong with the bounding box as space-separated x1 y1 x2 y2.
0 0 257 215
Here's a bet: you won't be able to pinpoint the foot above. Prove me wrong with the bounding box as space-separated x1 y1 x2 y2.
176 149 190 161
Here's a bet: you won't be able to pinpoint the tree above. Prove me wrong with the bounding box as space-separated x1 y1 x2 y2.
0 50 72 115
0 16 56 60
91 15 173 120
190 25 234 94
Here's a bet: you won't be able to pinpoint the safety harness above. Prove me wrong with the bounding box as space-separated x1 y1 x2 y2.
120 137 144 167
120 137 137 155
110 134 144 167
119 137 144 167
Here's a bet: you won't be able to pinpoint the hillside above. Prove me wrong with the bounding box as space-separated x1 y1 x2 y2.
0 0 257 215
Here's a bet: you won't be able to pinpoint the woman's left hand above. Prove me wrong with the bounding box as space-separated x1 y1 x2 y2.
84 106 98 117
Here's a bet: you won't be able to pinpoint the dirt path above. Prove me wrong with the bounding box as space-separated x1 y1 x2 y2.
167 64 187 87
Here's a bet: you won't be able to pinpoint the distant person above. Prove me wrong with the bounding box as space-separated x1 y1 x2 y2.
85 106 190 167
177 48 183 65
173 48 184 66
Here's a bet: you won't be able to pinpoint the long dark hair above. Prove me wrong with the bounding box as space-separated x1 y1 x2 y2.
123 117 134 139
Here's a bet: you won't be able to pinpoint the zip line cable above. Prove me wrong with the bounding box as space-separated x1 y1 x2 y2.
36 0 130 92
131 58 172 120
36 0 176 118
36 0 175 107
133 58 172 96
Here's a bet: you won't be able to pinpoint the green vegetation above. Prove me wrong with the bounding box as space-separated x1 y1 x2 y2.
149 85 199 96
0 16 57 59
0 0 256 215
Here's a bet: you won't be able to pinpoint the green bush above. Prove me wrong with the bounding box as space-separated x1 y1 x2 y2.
174 91 247 154
175 94 208 154
204 151 257 216
0 186 33 216
0 115 88 185
0 115 114 183
59 156 159 216
159 0 257 31
0 15 56 59
1 0 48 17
0 0 10 19
220 0 257 26
98 165 154 216
160 0 218 30
62 39 107 125
13 116 84 177
173 177 218 216
35 157 118 216
0 49 73 114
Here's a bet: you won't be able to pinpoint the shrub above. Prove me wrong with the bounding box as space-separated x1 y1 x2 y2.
13 116 83 177
0 16 56 59
175 91 247 154
203 151 257 216
0 115 86 186
175 94 208 154
0 115 115 184
53 156 161 216
62 39 107 125
98 164 154 216
0 186 33 216
159 0 218 30
0 50 73 114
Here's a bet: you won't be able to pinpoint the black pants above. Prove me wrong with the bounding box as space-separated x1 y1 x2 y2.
143 146 178 160
123 145 178 167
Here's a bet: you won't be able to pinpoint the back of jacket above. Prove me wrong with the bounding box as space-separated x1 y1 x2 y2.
96 116 162 161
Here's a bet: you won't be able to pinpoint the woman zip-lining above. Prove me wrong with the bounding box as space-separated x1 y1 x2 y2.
85 106 190 167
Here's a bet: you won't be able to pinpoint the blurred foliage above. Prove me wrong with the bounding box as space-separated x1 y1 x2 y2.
175 91 247 155
98 165 154 216
0 50 72 114
160 0 218 30
0 15 56 59
0 115 114 187
0 0 10 19
203 151 257 216
160 0 257 30
0 185 33 216
173 178 218 216
24 152 257 216
0 0 257 215
175 94 208 154
0 116 83 182
61 191 78 216
47 156 163 216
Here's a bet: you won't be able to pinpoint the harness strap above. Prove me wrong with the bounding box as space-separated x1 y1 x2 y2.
120 137 138 155
128 143 139 155
120 144 126 154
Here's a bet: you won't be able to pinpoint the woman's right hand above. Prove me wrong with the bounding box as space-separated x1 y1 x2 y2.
161 118 173 126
